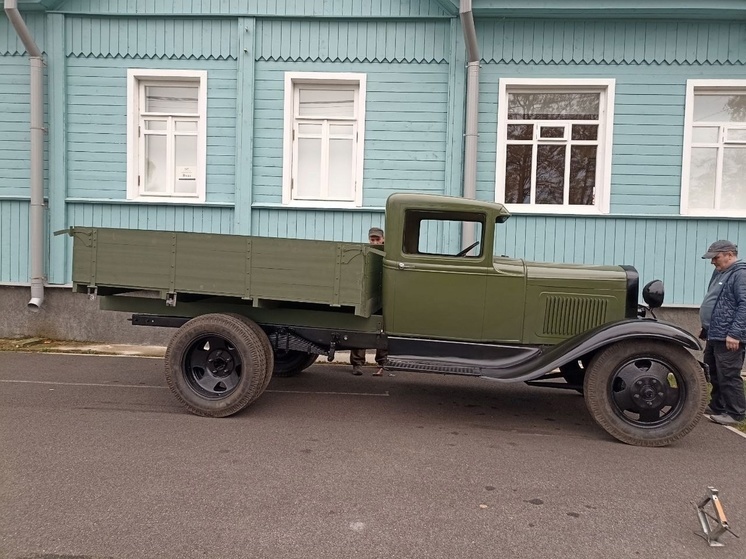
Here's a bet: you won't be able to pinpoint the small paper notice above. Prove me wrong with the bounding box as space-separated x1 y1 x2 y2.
177 166 195 180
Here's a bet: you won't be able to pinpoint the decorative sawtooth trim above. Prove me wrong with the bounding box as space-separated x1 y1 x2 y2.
256 55 448 64
66 53 237 61
64 17 239 59
480 19 746 66
55 0 452 18
255 19 450 65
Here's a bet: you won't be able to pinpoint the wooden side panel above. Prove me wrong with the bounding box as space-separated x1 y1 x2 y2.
70 227 381 315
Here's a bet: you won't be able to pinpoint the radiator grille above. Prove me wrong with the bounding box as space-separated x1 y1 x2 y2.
542 295 609 337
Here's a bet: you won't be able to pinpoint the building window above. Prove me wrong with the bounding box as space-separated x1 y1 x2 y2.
682 80 746 217
496 79 614 215
127 69 207 203
282 72 366 207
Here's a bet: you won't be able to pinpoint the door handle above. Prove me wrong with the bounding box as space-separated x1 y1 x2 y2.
398 263 415 270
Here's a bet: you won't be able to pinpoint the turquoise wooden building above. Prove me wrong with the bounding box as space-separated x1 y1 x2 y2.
1 0 745 338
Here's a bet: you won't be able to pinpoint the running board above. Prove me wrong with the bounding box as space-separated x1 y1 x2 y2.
385 358 481 376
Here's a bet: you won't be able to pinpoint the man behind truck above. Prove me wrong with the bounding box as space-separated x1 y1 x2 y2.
350 227 388 376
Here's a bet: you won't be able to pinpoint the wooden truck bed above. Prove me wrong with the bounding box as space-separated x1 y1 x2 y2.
68 227 383 317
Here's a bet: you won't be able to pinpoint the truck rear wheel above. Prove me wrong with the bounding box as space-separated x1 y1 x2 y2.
272 349 319 377
583 341 706 447
227 314 274 393
165 313 269 417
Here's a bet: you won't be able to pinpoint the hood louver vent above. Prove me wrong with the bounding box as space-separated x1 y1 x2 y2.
542 295 609 337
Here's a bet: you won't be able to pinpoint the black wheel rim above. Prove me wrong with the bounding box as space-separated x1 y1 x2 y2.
183 335 243 400
608 357 686 427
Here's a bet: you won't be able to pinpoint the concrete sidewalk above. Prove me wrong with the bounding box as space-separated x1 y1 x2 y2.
0 337 377 364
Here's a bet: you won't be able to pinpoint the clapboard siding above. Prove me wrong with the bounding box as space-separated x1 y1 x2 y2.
0 200 31 284
56 0 450 18
253 61 450 208
255 19 449 63
496 215 746 307
65 17 238 59
479 19 746 65
65 57 237 203
0 55 49 198
252 208 385 243
477 61 746 215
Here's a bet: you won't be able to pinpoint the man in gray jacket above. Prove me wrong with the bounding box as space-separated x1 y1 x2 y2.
699 240 746 426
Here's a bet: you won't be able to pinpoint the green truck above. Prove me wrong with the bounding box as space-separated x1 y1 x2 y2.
66 193 707 447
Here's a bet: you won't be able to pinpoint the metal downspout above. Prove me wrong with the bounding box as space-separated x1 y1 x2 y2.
459 0 479 249
4 0 45 311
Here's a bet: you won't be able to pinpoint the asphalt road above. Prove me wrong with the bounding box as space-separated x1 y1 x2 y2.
0 352 744 559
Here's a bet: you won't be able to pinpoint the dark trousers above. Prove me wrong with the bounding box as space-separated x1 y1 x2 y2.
350 348 387 367
703 340 746 421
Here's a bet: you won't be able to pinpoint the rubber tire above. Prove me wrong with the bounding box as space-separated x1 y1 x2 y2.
583 340 707 447
272 349 319 378
165 313 269 417
227 314 274 394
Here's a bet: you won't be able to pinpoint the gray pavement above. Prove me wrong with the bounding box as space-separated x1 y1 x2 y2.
0 351 744 559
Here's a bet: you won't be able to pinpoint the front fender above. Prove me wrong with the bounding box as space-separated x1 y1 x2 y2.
480 318 701 383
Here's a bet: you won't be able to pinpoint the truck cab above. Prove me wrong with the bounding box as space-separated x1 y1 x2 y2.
382 193 634 345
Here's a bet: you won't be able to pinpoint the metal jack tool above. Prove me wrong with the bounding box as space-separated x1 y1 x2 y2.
695 487 739 547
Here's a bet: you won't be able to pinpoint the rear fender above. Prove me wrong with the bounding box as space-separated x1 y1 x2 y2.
482 319 701 382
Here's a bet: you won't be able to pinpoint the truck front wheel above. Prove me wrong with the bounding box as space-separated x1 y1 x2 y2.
583 341 706 447
165 313 269 417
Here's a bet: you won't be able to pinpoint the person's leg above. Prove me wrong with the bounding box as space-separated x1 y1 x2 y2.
375 348 387 367
712 343 746 421
704 341 725 414
373 348 389 376
350 349 366 375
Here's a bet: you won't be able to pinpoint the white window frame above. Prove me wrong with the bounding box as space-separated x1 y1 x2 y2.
282 72 366 208
495 78 615 215
126 69 207 203
681 79 746 217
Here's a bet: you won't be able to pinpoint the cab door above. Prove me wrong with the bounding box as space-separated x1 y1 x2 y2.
383 214 489 341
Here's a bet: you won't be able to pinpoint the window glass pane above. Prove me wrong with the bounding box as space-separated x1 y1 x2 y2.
296 138 322 198
174 136 197 194
144 135 167 193
175 120 198 133
721 147 746 210
505 145 533 203
725 128 746 142
329 123 354 137
688 147 718 209
145 85 198 113
298 123 322 136
507 124 533 140
508 92 600 120
145 120 167 131
540 126 565 139
693 94 746 123
571 124 598 140
414 219 483 257
692 126 719 143
328 138 354 200
535 145 565 204
298 88 354 118
569 145 597 205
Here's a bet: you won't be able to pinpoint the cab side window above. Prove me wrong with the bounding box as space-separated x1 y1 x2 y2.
402 210 485 258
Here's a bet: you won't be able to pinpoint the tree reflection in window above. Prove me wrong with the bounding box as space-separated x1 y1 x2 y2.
504 91 601 207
